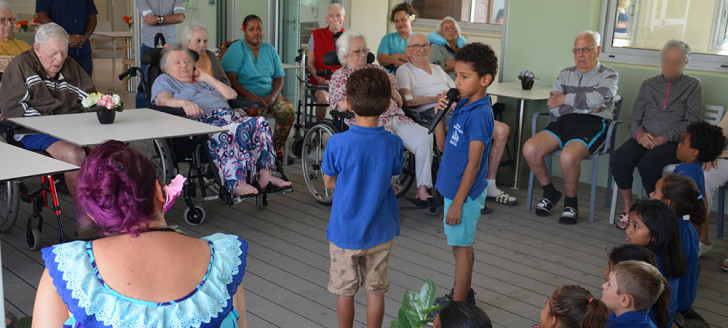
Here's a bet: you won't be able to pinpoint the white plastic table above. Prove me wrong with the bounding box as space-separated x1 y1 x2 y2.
488 82 552 189
8 108 226 147
0 142 79 325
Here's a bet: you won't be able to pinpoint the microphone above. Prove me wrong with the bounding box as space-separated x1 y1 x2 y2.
428 88 460 134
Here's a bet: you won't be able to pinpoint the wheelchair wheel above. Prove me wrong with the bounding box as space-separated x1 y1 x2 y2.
183 205 206 226
0 180 20 232
256 193 268 209
302 122 337 204
291 136 304 159
149 139 175 184
395 150 416 198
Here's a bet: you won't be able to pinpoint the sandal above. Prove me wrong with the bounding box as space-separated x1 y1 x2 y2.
487 191 518 205
407 196 444 208
535 191 561 217
262 181 293 194
615 212 629 230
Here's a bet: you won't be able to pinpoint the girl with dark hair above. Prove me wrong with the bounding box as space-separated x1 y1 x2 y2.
625 199 687 327
649 173 704 320
32 141 248 327
433 302 492 328
605 244 658 282
539 285 608 328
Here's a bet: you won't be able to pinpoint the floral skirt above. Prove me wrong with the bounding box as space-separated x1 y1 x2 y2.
199 108 276 194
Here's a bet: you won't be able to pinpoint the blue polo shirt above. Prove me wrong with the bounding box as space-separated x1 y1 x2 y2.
649 253 678 328
435 96 493 200
674 162 705 195
321 125 404 250
377 32 409 56
220 40 285 98
676 219 699 312
607 311 656 328
36 0 98 56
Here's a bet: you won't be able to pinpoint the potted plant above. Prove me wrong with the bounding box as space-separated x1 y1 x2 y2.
16 20 29 33
82 92 124 124
122 15 132 31
390 278 442 328
518 70 535 90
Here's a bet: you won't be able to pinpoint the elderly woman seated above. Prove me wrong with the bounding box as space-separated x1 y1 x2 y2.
33 140 248 327
330 30 435 204
152 44 291 196
182 21 231 86
428 16 466 81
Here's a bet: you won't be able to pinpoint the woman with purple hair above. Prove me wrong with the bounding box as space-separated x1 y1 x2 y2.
32 140 248 327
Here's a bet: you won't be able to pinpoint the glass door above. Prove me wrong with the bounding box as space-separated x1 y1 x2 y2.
279 0 301 103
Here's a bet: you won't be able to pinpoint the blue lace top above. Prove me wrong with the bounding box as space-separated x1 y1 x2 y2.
41 233 248 328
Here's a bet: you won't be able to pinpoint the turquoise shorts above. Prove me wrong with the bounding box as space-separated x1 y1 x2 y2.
443 190 486 247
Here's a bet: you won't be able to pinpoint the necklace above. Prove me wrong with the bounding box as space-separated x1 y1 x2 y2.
0 39 23 56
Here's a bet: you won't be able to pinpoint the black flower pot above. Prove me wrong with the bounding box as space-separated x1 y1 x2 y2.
521 79 534 90
97 110 116 124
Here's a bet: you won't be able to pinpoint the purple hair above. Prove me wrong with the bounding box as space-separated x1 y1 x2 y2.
75 140 160 237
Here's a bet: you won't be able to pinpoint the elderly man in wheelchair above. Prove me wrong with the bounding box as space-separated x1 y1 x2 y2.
0 23 92 198
151 43 291 197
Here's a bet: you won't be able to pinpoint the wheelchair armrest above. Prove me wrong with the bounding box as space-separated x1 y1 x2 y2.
228 97 263 110
531 112 552 137
599 120 622 155
149 105 187 117
329 110 354 120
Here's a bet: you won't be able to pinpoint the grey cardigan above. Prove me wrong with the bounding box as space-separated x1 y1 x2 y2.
628 74 702 142
206 49 231 87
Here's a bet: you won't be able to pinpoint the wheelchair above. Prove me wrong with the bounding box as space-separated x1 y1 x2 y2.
290 48 330 158
298 50 441 215
118 43 291 226
0 123 70 250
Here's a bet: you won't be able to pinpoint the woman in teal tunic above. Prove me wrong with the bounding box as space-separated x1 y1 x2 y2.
377 3 417 70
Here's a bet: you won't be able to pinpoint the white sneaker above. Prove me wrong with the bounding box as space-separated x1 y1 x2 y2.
698 242 713 257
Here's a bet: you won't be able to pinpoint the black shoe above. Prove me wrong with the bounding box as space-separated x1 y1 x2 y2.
558 207 578 225
426 288 477 321
535 190 561 216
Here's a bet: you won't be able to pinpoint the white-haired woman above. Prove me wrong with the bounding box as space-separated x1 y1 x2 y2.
330 30 435 204
428 16 466 80
181 21 230 86
152 44 291 196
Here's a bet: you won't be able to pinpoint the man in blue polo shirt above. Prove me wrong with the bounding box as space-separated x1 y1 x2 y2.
36 0 97 77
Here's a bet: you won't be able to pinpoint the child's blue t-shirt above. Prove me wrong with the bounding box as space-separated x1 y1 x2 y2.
674 162 705 195
676 219 699 312
649 253 678 328
435 96 494 200
321 125 404 250
607 311 656 328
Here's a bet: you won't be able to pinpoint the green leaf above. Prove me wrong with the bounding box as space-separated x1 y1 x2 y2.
402 290 423 322
398 308 415 328
420 278 437 310
390 320 402 328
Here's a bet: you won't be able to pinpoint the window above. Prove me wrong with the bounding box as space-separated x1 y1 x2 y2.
410 0 505 25
602 0 728 71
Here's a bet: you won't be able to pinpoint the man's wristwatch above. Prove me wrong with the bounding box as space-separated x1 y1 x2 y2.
157 15 164 25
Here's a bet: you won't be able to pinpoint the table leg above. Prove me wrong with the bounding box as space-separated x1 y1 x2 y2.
512 98 526 189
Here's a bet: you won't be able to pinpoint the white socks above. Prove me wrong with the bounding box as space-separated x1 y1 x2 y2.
486 179 501 197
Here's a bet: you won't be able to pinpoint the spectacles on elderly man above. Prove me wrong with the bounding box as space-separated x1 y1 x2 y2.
0 17 16 25
406 43 430 51
349 48 370 57
571 46 597 54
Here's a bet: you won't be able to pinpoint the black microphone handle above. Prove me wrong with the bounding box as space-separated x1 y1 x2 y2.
428 99 455 134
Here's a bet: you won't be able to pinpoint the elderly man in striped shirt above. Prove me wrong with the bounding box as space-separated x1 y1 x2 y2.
523 30 619 225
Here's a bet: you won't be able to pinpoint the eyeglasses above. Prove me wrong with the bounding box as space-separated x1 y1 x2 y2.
406 43 430 51
0 17 15 25
349 48 369 57
571 46 597 54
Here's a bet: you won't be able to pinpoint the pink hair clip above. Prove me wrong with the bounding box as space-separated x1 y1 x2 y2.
163 174 186 212
588 297 594 303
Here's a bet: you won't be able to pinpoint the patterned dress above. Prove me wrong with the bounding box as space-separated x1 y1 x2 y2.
41 233 247 327
329 64 416 130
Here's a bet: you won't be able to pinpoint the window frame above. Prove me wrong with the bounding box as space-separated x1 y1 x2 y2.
600 0 728 72
409 0 506 35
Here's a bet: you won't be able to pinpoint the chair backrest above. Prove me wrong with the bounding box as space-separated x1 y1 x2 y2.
703 104 725 125
322 50 375 67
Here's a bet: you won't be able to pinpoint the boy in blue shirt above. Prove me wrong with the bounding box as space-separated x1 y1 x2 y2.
431 43 496 308
674 121 725 195
321 67 404 328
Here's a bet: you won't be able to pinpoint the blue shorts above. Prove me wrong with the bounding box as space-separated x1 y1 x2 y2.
20 134 60 151
443 190 486 247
